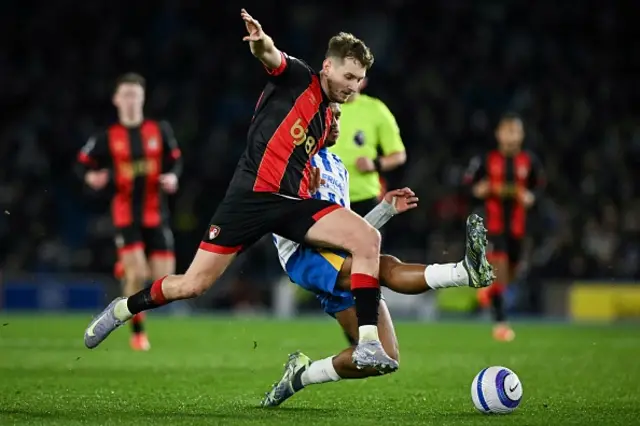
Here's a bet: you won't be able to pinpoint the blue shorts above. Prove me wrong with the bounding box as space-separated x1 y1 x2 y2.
285 246 353 316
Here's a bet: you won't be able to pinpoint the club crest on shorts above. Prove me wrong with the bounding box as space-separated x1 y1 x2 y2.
209 225 221 240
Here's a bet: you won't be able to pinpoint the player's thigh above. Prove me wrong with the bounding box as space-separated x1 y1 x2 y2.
115 227 149 281
144 226 176 279
335 300 399 361
187 192 269 289
487 235 509 284
289 200 380 255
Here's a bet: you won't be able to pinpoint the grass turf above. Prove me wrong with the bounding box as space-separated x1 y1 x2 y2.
0 315 638 425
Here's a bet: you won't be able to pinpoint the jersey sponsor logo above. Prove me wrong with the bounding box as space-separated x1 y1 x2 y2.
209 225 221 240
322 173 345 194
117 159 159 179
290 117 318 156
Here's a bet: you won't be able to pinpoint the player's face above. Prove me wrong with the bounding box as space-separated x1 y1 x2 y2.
496 119 524 154
323 57 366 103
113 83 145 118
325 103 341 147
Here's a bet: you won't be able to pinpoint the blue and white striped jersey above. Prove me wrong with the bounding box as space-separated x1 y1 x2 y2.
273 148 349 268
309 148 350 209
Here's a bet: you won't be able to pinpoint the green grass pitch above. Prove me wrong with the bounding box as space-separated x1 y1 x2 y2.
0 315 638 425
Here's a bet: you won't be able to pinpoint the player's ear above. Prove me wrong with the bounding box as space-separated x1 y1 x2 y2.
322 57 332 74
359 77 368 91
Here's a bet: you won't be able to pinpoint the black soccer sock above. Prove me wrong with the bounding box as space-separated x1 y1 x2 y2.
126 277 169 315
291 366 307 392
353 288 381 327
491 292 507 322
130 313 145 334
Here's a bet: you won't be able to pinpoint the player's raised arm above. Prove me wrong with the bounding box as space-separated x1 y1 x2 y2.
241 8 283 71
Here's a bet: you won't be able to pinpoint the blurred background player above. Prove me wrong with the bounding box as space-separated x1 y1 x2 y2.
77 73 182 351
329 78 406 218
464 112 546 341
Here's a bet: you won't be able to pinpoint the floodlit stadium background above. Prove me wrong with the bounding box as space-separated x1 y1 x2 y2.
1 1 639 322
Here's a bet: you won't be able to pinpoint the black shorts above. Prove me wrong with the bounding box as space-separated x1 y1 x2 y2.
200 191 340 254
487 234 523 265
115 225 175 258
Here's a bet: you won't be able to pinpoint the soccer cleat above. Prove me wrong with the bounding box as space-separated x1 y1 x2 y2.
493 324 516 342
462 214 495 288
130 333 151 351
261 351 311 407
352 340 399 374
84 297 127 349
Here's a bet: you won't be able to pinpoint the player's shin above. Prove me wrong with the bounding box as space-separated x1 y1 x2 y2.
350 273 381 342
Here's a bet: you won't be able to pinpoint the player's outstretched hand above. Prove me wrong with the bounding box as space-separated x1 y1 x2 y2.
241 9 264 42
384 187 419 214
160 173 179 194
309 167 326 195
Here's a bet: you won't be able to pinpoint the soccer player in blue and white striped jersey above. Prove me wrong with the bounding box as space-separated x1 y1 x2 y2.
264 103 494 407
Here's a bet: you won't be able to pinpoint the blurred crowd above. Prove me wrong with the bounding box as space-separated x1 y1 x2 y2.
1 0 638 306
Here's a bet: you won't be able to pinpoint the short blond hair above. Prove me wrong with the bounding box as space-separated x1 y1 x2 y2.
326 32 374 70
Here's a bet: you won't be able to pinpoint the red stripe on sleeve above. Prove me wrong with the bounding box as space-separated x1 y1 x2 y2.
265 51 287 76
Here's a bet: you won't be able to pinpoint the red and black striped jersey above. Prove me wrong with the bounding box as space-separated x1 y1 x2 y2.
228 51 334 199
77 120 182 228
464 150 546 238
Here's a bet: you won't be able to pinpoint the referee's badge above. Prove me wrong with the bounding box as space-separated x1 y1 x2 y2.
209 225 220 240
354 130 365 146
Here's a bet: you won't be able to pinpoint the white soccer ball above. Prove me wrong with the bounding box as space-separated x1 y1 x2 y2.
471 366 523 414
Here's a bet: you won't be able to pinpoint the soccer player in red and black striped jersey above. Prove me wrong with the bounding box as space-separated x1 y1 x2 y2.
83 9 399 374
464 113 546 341
78 73 182 351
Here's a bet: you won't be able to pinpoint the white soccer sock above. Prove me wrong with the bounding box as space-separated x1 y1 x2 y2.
424 262 468 289
301 356 341 386
358 325 380 342
114 298 133 321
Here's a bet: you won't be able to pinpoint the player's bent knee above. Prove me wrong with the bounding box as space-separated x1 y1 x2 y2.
351 225 381 258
